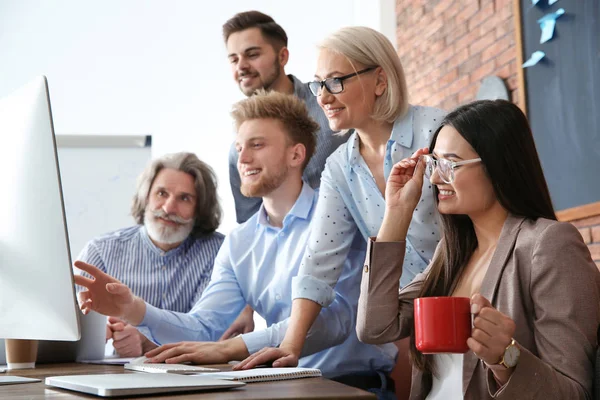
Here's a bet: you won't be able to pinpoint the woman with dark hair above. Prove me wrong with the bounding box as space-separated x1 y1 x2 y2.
356 99 600 399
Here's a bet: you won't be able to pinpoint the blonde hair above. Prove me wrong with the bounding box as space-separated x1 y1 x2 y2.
319 26 408 122
231 90 318 170
131 152 222 236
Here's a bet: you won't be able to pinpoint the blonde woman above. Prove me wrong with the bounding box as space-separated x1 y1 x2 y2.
236 26 443 393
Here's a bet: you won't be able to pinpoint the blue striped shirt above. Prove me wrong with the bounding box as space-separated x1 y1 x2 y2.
228 74 350 223
76 226 224 312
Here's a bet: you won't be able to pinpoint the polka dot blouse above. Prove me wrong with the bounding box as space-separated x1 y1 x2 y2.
292 105 446 307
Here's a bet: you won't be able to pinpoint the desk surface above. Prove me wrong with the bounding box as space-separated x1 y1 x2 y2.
0 363 376 399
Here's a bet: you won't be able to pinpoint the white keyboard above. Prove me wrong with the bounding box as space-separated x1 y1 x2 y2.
124 363 219 375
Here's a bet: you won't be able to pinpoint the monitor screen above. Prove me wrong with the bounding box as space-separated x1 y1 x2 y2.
0 76 80 341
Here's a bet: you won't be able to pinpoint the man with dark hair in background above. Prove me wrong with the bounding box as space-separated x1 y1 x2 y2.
224 10 349 223
222 10 350 339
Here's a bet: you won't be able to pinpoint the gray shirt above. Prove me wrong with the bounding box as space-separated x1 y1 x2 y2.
228 74 349 223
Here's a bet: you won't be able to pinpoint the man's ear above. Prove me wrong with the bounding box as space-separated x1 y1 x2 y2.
374 67 388 97
289 143 306 169
278 47 289 68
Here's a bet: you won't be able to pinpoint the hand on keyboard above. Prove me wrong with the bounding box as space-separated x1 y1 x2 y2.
129 356 151 365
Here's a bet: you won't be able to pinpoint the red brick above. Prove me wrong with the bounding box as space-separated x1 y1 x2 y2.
511 89 519 104
481 35 514 63
579 228 592 244
494 46 517 68
458 54 482 75
590 244 600 261
478 16 500 38
428 39 446 54
447 47 470 71
495 64 512 80
496 0 514 21
449 23 469 43
508 59 517 75
592 226 600 243
495 0 513 10
443 2 461 20
495 17 515 39
506 76 519 90
456 3 480 24
439 68 459 87
434 46 456 68
447 75 471 96
423 1 436 13
470 60 496 84
423 18 444 40
433 0 454 17
453 30 479 51
571 216 600 228
457 83 478 104
469 34 497 57
467 3 495 31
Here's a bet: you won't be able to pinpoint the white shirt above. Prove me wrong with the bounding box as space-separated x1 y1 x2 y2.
426 353 464 400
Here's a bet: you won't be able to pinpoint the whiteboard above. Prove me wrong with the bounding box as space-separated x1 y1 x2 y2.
56 135 151 260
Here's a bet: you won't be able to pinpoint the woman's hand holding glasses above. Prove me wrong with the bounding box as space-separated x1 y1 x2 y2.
377 147 429 242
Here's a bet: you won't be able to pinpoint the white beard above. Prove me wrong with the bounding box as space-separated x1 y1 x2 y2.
144 209 195 246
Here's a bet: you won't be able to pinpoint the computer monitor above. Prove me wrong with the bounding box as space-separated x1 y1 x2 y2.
0 76 81 342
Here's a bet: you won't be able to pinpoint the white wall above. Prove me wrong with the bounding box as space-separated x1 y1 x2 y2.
0 0 394 235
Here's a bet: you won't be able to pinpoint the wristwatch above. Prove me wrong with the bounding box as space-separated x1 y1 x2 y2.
497 338 520 369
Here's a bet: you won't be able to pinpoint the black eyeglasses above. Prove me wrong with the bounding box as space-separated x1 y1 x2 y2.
308 67 377 96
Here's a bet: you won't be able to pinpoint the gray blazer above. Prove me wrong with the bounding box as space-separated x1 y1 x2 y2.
357 214 600 399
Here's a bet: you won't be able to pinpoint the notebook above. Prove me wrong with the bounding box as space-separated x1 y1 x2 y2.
196 367 322 383
45 373 245 397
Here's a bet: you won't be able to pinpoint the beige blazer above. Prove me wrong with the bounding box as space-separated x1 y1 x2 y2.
357 214 600 399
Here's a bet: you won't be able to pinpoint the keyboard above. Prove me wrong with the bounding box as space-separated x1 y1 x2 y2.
124 363 219 375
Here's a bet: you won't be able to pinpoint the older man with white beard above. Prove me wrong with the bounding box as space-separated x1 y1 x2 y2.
76 152 224 357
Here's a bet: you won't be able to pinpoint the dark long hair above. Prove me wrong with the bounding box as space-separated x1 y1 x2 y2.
410 100 556 374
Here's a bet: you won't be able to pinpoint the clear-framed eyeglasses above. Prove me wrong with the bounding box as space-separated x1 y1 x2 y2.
308 67 376 96
422 154 482 184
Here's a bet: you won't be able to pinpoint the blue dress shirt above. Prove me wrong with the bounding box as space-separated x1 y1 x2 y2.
292 105 446 307
228 74 350 223
77 225 224 312
137 183 396 378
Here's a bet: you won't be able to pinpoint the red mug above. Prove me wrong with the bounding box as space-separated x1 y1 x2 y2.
414 296 471 353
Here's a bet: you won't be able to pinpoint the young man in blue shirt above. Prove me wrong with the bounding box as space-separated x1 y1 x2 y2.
75 91 396 397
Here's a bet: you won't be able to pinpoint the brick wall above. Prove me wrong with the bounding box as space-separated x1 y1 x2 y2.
396 0 519 111
394 0 599 266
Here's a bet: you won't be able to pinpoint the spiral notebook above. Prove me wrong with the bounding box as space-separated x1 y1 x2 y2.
197 367 321 383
